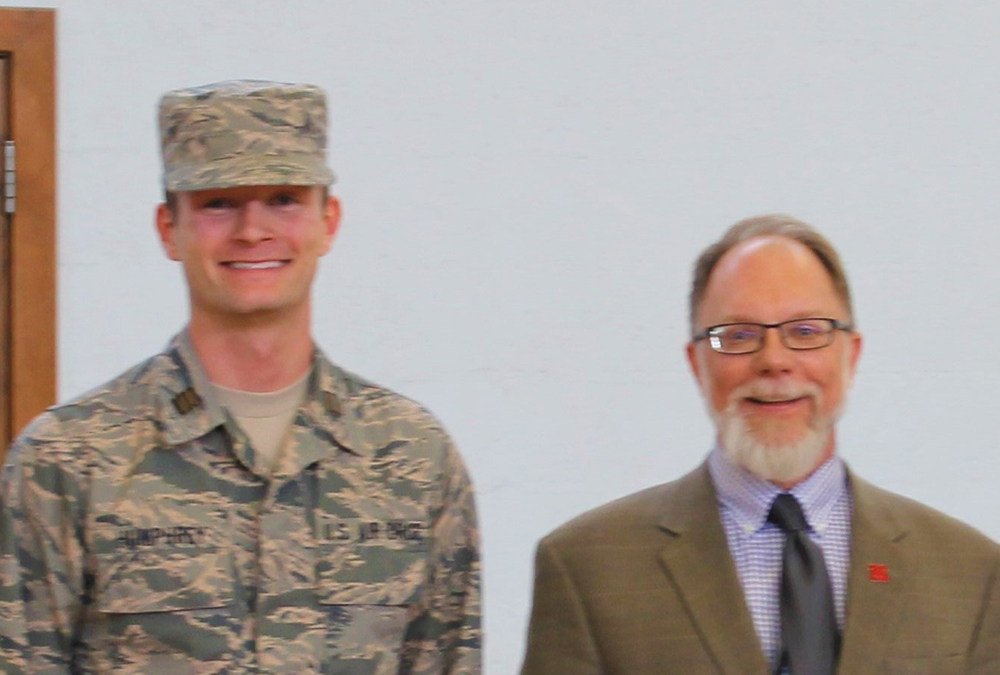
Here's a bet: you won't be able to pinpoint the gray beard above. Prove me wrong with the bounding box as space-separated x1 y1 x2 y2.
694 352 851 485
715 407 833 484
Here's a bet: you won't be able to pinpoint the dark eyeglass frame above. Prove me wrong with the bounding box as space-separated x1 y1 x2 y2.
691 317 854 354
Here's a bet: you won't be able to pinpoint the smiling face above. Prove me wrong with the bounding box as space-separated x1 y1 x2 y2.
156 184 340 327
686 236 862 486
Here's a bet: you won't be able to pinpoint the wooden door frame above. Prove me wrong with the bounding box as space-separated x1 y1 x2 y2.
0 9 56 449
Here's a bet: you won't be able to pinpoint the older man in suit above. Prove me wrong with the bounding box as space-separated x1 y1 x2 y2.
519 215 1000 675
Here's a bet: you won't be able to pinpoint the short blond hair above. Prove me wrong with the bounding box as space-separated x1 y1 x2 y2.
689 214 854 333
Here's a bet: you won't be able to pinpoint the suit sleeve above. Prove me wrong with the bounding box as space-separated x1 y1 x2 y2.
520 538 602 675
0 430 88 675
967 549 1000 675
401 436 481 675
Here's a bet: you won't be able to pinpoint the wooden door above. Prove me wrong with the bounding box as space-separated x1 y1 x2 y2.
0 54 8 447
0 9 56 455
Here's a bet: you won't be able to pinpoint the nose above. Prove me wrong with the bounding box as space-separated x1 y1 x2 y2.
233 200 273 243
752 327 795 375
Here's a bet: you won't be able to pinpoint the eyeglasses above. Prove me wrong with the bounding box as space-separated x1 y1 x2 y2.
691 318 854 354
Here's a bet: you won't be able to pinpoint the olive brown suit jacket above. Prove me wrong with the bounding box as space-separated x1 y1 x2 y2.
519 464 1000 675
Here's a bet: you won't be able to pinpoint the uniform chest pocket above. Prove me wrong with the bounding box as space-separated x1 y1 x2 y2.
316 517 429 606
95 525 232 614
92 525 235 670
316 518 429 675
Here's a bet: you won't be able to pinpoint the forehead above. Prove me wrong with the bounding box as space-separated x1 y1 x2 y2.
179 184 319 200
698 236 847 325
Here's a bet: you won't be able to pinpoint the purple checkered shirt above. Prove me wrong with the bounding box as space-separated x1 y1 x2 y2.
707 446 852 671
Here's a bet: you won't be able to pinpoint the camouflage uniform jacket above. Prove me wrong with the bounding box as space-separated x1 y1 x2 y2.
0 333 481 675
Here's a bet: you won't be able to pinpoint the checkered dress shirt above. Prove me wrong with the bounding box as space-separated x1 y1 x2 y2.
707 447 852 671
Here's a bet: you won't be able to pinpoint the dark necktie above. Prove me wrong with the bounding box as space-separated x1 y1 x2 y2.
768 493 839 675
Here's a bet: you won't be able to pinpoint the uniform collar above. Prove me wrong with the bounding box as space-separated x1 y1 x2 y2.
153 329 376 459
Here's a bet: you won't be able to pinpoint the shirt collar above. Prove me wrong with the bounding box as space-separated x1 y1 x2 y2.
708 445 848 537
150 328 376 458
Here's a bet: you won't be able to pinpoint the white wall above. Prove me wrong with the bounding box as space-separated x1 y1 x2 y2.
8 1 1000 671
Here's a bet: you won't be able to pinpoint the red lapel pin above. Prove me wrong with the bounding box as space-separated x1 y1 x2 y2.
868 563 890 583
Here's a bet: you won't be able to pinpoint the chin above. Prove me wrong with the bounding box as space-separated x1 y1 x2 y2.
718 414 832 485
224 292 299 315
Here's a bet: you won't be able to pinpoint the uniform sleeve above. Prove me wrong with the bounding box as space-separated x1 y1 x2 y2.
519 537 602 675
0 429 89 675
401 437 481 675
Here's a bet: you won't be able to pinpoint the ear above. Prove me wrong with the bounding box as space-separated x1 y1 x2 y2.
319 194 342 255
846 329 863 377
686 340 701 382
156 202 181 261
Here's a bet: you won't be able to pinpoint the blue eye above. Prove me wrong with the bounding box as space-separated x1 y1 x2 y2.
783 320 833 347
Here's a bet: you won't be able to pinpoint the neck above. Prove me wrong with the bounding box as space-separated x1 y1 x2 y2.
188 307 313 392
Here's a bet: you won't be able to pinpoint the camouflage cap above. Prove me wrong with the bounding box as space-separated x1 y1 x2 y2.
159 79 336 191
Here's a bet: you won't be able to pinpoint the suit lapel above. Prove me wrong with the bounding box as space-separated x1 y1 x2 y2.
656 464 770 675
836 472 908 675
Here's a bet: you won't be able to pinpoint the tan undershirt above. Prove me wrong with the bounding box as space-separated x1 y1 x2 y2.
213 372 310 472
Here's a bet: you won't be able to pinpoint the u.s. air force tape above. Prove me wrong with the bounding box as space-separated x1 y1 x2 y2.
323 519 426 543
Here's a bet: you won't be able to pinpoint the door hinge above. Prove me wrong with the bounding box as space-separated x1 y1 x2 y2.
4 140 14 214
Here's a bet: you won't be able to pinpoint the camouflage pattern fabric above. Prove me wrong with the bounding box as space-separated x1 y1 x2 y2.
0 331 480 674
160 80 337 191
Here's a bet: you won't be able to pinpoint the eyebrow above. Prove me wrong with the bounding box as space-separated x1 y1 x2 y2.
712 313 832 324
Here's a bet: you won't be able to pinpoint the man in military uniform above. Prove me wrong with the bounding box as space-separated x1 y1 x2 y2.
0 80 480 675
